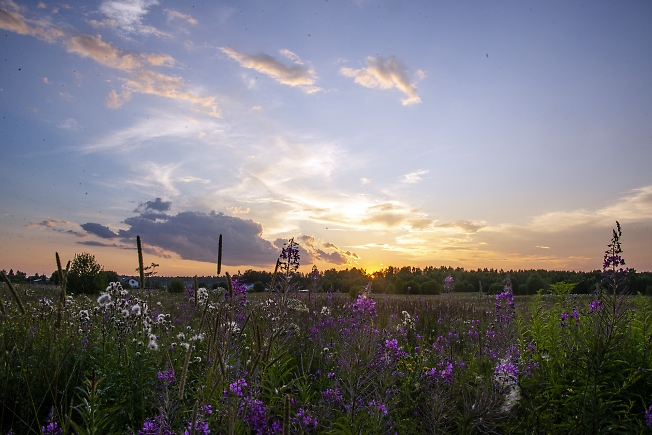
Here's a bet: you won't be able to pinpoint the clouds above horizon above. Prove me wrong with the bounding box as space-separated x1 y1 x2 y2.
220 47 321 94
0 4 219 117
75 200 361 267
340 55 422 105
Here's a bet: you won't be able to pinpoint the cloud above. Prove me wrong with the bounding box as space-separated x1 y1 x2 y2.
178 176 210 184
527 185 652 233
106 90 132 108
436 220 486 234
64 34 173 70
293 234 360 265
226 206 250 214
25 218 87 237
136 197 172 212
76 240 121 247
25 218 71 229
58 118 79 129
116 209 279 266
0 8 63 42
340 55 421 105
360 178 371 185
167 9 197 25
80 222 119 239
99 0 164 36
2 9 217 116
401 169 428 184
125 70 220 117
220 47 321 94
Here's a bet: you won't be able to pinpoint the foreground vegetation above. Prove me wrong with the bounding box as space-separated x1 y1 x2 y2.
0 225 651 434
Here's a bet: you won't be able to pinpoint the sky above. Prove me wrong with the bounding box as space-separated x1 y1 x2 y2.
1 0 651 277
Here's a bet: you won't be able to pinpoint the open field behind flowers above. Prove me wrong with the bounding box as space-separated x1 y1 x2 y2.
1 227 652 434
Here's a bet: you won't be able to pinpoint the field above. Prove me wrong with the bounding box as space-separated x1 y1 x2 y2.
1 229 651 434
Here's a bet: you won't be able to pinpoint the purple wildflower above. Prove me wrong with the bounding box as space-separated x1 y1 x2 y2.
645 404 652 427
444 275 455 293
352 294 377 317
588 300 603 314
229 378 247 397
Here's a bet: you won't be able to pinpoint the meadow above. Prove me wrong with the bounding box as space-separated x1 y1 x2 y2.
0 225 651 434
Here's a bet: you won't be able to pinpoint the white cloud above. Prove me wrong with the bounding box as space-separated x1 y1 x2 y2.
340 55 421 105
360 177 371 185
401 169 428 184
58 118 79 129
220 47 321 94
99 0 164 36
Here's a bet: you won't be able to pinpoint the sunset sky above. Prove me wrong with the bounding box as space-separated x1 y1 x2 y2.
1 0 651 276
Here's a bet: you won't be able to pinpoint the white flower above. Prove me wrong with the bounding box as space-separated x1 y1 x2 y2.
97 293 111 307
148 340 159 351
177 332 185 340
321 306 331 316
131 304 141 316
157 314 166 323
121 309 130 318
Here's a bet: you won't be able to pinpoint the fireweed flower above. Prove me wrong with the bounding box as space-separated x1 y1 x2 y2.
494 358 520 412
645 404 652 427
41 408 62 435
444 275 455 293
293 408 318 429
229 378 247 397
588 300 603 314
352 294 377 317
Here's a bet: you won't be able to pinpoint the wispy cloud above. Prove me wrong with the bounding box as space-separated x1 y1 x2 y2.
64 34 174 70
0 8 64 42
401 169 428 184
167 9 197 25
127 162 181 197
340 55 422 105
1 6 217 116
99 0 165 36
220 47 321 94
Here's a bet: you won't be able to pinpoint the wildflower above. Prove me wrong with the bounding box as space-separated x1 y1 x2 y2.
352 293 377 317
589 300 603 314
645 403 652 427
132 304 142 316
320 306 331 316
293 408 318 428
41 408 63 435
322 388 343 405
444 275 455 293
97 293 111 307
368 400 388 416
229 378 247 397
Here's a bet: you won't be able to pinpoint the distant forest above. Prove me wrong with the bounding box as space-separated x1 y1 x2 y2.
4 265 652 296
236 266 652 296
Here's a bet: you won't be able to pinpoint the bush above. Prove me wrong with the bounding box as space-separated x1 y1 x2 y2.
253 281 265 292
167 278 185 293
66 252 105 295
421 280 442 295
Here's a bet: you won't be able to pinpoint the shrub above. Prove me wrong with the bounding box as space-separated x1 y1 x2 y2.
167 278 185 293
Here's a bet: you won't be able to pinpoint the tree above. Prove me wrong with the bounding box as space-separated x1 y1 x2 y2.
102 270 120 284
168 279 185 293
66 252 105 295
525 272 546 295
